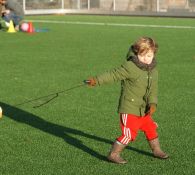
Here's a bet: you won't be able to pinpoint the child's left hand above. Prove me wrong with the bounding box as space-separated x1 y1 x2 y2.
148 104 156 116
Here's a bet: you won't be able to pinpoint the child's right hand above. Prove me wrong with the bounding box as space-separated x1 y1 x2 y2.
84 79 96 86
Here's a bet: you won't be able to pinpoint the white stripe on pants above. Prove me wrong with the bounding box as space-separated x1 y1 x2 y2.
120 114 132 145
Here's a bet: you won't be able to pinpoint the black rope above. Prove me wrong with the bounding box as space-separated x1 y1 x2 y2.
33 93 59 108
15 83 86 108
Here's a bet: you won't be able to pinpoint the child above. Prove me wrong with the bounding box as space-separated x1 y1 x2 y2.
85 37 169 164
0 0 24 31
0 106 2 118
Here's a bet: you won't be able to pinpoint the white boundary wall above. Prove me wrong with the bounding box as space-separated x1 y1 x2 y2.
22 0 195 17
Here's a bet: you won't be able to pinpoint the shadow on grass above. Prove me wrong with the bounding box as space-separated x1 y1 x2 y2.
0 102 154 161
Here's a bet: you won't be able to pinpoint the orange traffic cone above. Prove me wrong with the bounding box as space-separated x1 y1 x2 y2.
7 20 16 33
27 22 34 33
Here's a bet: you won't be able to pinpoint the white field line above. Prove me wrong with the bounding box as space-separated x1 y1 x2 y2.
29 19 195 29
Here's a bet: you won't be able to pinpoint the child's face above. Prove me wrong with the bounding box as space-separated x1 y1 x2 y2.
138 50 154 65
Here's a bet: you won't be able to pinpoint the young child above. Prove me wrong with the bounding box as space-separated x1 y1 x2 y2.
0 107 2 118
0 0 24 31
85 37 169 164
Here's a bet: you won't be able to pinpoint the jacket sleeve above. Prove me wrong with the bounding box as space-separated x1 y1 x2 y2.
94 61 132 85
148 70 158 105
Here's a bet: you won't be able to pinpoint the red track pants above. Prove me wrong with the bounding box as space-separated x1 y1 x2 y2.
117 113 158 145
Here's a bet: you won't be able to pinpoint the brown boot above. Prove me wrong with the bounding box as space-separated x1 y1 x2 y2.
107 141 127 164
149 138 169 159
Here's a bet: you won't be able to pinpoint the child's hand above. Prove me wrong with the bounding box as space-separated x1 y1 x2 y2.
148 104 156 116
84 79 96 86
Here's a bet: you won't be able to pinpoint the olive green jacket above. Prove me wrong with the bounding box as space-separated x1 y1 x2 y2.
94 57 158 116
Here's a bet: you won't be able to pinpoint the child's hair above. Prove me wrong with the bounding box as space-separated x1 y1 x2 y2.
131 37 158 55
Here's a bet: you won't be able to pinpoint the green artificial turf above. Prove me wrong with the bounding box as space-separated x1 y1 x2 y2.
0 15 194 175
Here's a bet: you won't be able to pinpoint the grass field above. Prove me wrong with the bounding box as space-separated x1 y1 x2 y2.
0 15 195 175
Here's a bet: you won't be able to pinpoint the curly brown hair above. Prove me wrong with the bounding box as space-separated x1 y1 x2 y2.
131 37 158 56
